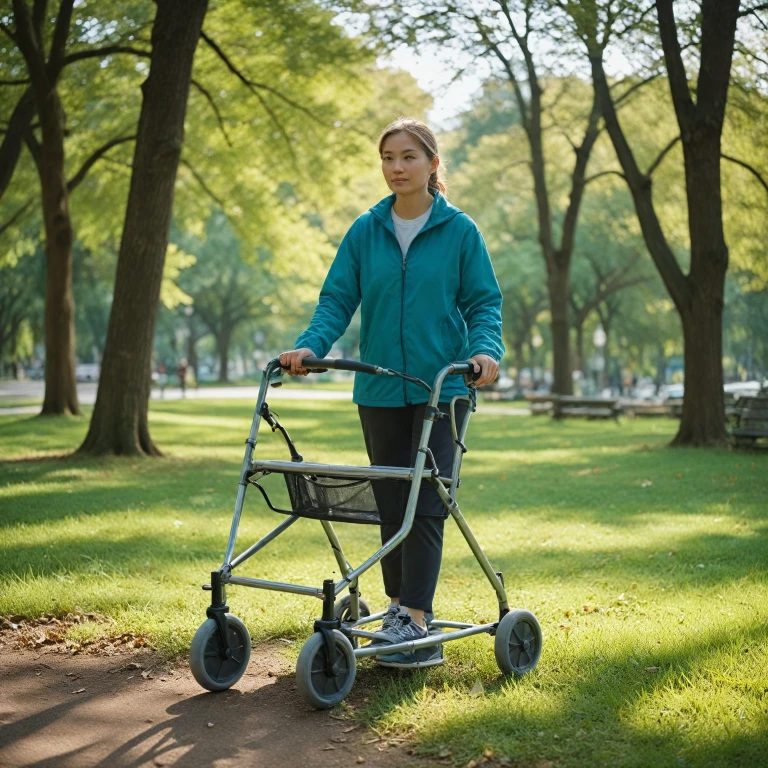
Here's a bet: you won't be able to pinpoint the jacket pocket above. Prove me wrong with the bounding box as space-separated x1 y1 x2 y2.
440 312 467 362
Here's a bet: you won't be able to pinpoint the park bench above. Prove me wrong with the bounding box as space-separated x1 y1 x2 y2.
524 392 556 415
731 393 768 447
618 399 673 418
553 395 620 421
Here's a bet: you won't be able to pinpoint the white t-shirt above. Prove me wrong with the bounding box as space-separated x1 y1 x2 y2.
391 204 432 259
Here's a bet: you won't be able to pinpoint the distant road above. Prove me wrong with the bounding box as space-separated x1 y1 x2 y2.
0 380 526 416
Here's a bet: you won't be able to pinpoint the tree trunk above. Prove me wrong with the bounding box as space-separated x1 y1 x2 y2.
79 0 209 456
216 327 232 383
573 321 585 375
547 264 572 395
39 90 79 416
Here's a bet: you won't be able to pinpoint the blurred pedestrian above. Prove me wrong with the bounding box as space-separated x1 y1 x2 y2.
176 358 188 398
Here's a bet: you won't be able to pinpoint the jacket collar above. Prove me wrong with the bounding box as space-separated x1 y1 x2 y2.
368 191 461 234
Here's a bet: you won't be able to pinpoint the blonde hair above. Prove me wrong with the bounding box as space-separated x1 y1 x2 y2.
378 117 447 197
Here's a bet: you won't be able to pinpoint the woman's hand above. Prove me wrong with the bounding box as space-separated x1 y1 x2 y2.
467 354 498 387
278 348 316 376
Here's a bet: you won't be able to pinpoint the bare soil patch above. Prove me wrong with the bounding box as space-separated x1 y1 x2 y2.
0 622 416 768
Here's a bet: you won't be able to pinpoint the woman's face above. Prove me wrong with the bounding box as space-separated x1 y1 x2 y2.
380 131 439 196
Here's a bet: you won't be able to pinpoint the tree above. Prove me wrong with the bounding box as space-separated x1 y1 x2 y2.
1 0 149 414
565 0 768 444
79 0 209 455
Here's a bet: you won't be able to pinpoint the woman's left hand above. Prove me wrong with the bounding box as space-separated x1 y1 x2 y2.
467 354 498 387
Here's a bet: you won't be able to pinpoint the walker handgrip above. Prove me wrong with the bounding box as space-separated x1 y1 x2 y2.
452 361 482 381
301 357 381 375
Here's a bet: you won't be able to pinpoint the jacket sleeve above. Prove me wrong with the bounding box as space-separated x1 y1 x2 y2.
458 222 506 361
294 225 361 358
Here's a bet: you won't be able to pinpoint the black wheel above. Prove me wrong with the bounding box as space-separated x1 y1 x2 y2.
189 614 251 691
494 609 542 676
296 630 356 709
334 594 371 624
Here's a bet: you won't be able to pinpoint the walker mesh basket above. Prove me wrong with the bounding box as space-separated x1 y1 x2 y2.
282 473 409 525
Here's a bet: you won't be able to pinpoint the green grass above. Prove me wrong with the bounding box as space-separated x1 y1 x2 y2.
0 395 42 408
1 401 766 767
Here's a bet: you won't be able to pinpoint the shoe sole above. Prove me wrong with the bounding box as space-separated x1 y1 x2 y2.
375 656 445 669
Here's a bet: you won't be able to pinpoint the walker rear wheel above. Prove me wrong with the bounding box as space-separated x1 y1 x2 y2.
494 609 542 676
296 630 356 709
189 614 251 691
334 595 371 624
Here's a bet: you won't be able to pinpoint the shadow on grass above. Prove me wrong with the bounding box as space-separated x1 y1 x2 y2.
352 618 768 767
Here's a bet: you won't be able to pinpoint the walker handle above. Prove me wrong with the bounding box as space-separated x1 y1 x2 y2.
300 357 381 375
451 361 482 382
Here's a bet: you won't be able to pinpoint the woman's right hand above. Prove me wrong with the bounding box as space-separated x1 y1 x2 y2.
278 348 316 376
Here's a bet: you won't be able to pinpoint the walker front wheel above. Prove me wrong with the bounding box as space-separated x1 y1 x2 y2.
494 609 542 676
296 630 356 709
189 614 251 691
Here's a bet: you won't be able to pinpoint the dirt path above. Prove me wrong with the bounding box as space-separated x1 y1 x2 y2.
0 642 417 768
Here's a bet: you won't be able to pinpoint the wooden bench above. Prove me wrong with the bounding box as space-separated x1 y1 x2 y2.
553 395 620 421
618 399 673 418
524 393 556 415
732 394 768 447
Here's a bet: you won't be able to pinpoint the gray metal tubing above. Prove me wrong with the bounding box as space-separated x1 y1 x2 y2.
226 575 324 599
354 623 496 658
229 515 300 569
222 362 277 566
333 364 461 597
449 396 472 499
320 520 353 577
435 482 509 608
250 459 431 481
430 619 477 629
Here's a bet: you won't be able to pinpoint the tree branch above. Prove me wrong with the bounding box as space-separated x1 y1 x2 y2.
190 78 232 147
67 135 136 192
584 169 627 185
62 44 152 66
721 153 768 198
655 0 696 131
179 158 226 209
0 21 18 44
646 135 680 177
0 78 31 86
47 0 75 76
199 31 297 162
739 2 768 17
613 72 661 107
0 197 35 238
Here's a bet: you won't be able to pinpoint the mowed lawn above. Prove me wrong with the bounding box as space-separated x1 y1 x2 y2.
1 398 766 768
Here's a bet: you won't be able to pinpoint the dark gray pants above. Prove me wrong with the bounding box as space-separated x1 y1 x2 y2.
358 402 467 613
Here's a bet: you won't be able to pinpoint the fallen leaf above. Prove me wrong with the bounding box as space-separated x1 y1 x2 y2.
331 736 348 743
141 669 154 679
71 688 86 694
322 746 336 751
645 666 659 673
438 747 452 758
640 480 652 488
469 678 484 696
583 602 598 613
343 724 361 733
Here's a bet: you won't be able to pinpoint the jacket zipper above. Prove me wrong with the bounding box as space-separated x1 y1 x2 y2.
400 252 408 403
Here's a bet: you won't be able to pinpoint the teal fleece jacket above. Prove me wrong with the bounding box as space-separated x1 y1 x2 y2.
295 192 505 406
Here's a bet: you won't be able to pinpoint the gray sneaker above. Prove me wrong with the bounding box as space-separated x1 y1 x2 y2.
375 613 444 669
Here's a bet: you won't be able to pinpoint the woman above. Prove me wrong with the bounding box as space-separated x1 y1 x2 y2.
280 117 504 668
